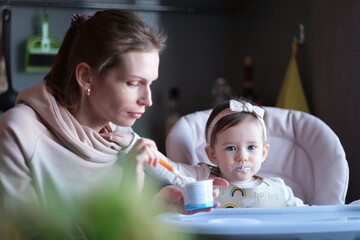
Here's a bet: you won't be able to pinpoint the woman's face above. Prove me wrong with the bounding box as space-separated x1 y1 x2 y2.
85 50 160 130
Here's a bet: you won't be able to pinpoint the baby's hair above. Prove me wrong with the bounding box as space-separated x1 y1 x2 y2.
205 98 267 146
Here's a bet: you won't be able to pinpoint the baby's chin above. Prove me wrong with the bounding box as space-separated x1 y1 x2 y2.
222 172 253 184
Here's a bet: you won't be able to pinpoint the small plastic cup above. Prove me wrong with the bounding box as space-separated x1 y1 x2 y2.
182 179 214 211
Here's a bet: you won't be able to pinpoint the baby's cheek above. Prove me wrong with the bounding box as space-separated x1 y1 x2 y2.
219 168 232 179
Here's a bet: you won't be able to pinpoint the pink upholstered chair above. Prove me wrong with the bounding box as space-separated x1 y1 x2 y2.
165 107 349 205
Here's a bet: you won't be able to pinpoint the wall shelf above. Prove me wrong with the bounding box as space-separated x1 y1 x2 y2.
0 1 235 14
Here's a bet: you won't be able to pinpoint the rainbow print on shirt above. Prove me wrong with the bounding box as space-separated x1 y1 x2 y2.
230 187 246 197
222 202 238 208
262 180 270 187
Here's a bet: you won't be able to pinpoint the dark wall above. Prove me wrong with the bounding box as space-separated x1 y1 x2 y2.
234 0 314 107
313 0 360 203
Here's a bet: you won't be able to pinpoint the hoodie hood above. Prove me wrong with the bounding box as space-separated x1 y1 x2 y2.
16 80 121 162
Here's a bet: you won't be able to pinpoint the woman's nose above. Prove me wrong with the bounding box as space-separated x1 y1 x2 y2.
138 86 152 106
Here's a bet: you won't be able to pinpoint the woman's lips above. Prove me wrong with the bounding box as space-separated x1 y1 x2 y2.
129 112 143 119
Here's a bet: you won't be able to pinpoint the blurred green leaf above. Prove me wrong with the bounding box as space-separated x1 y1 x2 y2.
0 173 192 240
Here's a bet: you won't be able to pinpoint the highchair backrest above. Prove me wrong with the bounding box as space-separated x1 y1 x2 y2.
165 106 349 205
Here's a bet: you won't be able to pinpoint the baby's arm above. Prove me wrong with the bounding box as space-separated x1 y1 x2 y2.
284 185 307 207
273 177 307 207
285 186 307 206
144 155 211 185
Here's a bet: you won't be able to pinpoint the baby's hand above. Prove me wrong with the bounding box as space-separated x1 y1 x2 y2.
100 131 134 148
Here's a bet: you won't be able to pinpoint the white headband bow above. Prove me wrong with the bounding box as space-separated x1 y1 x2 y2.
206 99 267 144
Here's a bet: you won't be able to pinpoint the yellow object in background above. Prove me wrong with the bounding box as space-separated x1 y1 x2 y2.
276 41 310 113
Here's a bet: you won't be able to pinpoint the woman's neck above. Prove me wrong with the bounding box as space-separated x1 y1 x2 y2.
74 109 107 132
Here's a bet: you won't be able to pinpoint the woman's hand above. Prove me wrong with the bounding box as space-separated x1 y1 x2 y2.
153 177 229 215
101 130 159 167
122 138 161 190
100 131 134 148
101 130 160 191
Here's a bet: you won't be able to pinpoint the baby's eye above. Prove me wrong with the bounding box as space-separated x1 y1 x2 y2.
225 146 236 151
248 145 256 150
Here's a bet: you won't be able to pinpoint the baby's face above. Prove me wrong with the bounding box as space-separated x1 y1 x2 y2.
211 117 269 184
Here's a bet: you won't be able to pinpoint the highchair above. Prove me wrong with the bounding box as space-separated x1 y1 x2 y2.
165 106 349 205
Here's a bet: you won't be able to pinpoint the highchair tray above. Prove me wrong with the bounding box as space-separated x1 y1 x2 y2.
157 204 360 240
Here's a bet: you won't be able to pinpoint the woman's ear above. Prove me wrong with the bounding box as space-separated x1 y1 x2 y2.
75 62 93 90
205 146 218 165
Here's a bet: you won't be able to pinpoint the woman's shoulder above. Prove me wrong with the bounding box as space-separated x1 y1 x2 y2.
0 103 47 134
1 102 38 120
0 103 49 162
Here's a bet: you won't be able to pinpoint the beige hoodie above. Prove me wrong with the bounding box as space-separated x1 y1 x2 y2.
0 81 130 211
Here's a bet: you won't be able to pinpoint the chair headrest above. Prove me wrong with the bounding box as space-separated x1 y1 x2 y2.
166 107 349 205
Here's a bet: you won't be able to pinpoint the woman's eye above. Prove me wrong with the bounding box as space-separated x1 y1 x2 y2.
248 145 256 150
127 82 139 87
225 146 236 151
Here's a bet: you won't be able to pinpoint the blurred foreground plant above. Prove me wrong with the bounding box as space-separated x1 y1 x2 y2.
0 173 191 240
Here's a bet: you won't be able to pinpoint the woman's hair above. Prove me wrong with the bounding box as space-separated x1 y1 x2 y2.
205 98 266 146
45 9 167 113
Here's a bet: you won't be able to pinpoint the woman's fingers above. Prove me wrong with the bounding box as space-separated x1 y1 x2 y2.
102 130 160 168
154 185 211 215
100 131 134 148
120 137 160 191
213 177 229 187
213 187 220 198
153 185 185 213
133 138 159 167
212 177 228 207
154 178 228 215
213 201 221 208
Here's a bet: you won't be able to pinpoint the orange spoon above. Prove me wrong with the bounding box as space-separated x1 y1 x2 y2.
159 158 184 180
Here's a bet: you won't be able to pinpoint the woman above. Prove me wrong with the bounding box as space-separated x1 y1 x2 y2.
0 10 227 214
